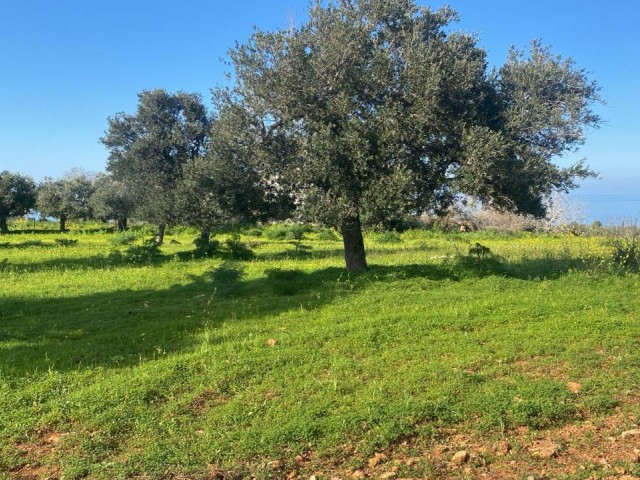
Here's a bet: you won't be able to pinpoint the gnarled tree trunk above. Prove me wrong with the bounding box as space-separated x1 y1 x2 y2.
200 226 210 241
0 216 8 234
340 215 368 272
59 215 67 232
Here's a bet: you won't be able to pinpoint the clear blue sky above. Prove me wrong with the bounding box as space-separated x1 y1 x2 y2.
1 0 638 195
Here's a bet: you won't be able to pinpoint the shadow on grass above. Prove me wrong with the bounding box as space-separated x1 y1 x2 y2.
0 254 586 378
0 240 57 249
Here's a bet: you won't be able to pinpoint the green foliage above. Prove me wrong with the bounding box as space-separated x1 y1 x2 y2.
609 233 640 272
107 231 138 246
372 231 403 244
315 228 339 241
264 224 312 241
223 0 601 270
224 234 255 260
36 171 96 231
0 171 36 233
192 236 221 259
89 173 135 230
101 89 210 230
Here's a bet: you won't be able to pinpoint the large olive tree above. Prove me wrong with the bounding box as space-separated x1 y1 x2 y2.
223 0 601 271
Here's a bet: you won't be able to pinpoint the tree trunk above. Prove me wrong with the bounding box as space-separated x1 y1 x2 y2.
59 215 67 232
0 216 8 234
155 224 166 245
117 218 128 232
340 215 368 272
200 226 210 241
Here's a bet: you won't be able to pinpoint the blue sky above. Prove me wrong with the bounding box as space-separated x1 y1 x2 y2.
1 0 638 195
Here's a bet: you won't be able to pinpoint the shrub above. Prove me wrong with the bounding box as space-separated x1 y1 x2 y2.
372 231 402 244
107 231 138 246
192 237 221 258
225 235 255 260
609 234 640 272
315 228 339 241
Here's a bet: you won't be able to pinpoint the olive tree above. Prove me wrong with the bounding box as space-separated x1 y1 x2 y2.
101 89 209 244
89 173 136 231
223 0 601 271
0 171 36 233
36 172 96 231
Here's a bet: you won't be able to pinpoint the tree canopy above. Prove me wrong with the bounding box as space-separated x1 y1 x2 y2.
0 171 36 233
36 172 95 232
101 89 210 243
220 0 601 271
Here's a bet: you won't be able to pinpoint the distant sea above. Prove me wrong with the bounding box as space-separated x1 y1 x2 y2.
570 194 640 225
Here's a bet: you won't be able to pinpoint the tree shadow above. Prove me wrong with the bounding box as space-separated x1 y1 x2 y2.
0 247 177 273
0 254 585 377
0 240 57 249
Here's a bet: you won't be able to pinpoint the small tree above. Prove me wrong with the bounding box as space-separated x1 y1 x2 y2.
223 0 601 271
0 171 36 233
36 172 95 231
101 89 210 244
89 173 136 231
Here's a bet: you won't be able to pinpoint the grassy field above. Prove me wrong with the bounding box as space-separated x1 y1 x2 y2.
1 224 639 479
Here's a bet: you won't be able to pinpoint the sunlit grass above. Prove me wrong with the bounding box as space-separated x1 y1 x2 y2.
0 226 638 478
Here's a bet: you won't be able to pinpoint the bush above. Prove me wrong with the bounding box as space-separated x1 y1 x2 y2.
244 227 263 237
372 231 402 244
315 228 339 241
264 223 312 241
225 235 255 260
609 234 640 272
107 231 138 246
192 237 221 258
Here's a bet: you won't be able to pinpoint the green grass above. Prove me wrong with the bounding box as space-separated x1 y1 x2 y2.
0 227 639 478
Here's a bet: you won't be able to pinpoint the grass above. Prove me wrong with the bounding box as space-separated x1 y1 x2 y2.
0 225 639 478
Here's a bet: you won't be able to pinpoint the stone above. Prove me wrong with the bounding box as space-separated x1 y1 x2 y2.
494 441 511 456
352 470 365 479
379 472 397 480
368 452 387 468
566 382 582 394
621 429 640 439
529 440 560 459
450 450 469 465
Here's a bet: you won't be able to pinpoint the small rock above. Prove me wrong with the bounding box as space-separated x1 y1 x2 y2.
450 450 469 465
566 382 582 394
615 466 627 475
494 441 511 456
527 476 535 480
309 475 318 480
621 429 640 439
368 452 387 468
352 470 365 479
379 472 396 480
529 440 560 459
266 338 277 347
